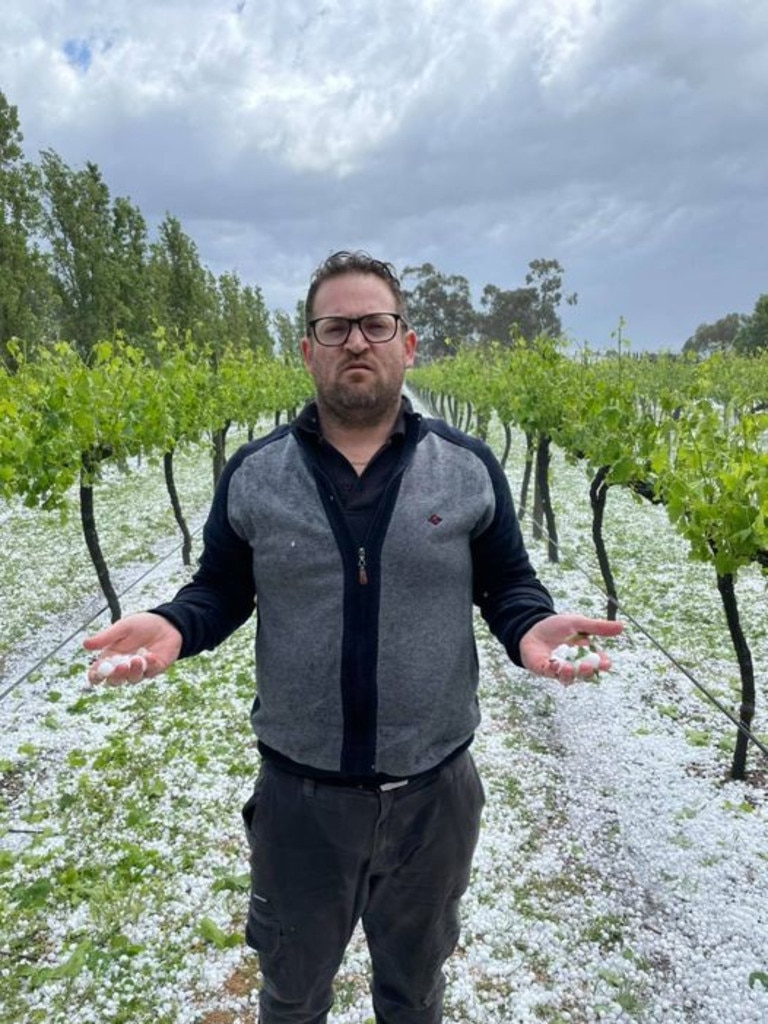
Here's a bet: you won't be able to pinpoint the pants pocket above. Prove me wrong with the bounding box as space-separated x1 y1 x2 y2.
241 770 266 842
245 897 280 955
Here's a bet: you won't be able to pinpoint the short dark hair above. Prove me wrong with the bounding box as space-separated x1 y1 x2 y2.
305 250 408 327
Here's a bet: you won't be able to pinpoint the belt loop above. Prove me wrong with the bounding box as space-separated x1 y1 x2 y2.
302 778 316 797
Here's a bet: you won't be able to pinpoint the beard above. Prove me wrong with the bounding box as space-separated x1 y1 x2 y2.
317 371 405 428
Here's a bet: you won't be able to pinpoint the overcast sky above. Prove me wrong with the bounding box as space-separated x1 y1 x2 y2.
3 0 767 352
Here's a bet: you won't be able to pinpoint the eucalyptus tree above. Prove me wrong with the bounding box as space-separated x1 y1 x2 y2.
476 259 576 346
524 258 578 337
734 295 768 356
401 262 475 361
476 284 540 345
683 313 747 357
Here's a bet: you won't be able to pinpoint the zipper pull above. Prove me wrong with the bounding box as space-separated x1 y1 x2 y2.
357 546 368 585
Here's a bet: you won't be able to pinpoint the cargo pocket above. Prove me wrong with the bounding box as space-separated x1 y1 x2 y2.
245 896 280 955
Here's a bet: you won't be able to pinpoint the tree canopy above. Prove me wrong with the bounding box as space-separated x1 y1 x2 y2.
682 313 747 357
0 93 51 360
681 299 768 359
401 263 476 361
0 88 285 364
734 295 768 356
1 85 764 365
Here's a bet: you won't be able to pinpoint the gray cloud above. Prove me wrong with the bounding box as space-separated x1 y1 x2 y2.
3 0 767 349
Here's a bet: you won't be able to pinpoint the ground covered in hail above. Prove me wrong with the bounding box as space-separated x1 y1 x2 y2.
0 414 767 1024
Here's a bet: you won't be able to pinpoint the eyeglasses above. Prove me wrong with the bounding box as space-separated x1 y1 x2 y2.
309 313 408 347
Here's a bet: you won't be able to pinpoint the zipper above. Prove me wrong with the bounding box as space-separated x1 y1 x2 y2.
355 439 417 586
357 546 368 585
302 419 419 590
310 462 372 586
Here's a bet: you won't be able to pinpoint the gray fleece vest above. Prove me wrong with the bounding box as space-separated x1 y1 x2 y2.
226 425 496 777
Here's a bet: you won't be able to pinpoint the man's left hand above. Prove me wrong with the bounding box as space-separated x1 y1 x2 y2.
519 615 624 684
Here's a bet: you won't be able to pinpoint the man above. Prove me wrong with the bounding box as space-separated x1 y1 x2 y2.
85 251 623 1024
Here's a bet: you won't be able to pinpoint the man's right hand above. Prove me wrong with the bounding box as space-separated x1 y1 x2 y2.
83 612 183 686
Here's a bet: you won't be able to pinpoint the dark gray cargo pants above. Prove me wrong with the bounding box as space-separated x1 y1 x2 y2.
241 750 485 1024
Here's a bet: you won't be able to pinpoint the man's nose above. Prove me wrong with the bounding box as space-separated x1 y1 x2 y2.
344 323 370 350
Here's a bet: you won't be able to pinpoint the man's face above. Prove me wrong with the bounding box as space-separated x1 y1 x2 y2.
300 273 417 426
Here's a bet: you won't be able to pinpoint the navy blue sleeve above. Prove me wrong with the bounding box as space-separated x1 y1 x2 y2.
469 442 555 665
150 445 257 657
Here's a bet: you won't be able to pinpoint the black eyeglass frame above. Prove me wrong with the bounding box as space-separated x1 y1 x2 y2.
308 313 409 347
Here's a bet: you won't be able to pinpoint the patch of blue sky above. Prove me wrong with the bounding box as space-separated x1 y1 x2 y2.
63 38 92 72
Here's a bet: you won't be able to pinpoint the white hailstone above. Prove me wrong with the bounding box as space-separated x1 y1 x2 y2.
551 643 600 672
92 649 148 681
551 643 575 662
579 651 601 670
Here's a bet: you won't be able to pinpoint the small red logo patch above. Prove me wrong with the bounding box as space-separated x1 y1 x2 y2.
428 514 443 526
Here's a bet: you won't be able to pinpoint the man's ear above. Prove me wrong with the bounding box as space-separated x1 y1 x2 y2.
300 336 313 370
404 329 417 367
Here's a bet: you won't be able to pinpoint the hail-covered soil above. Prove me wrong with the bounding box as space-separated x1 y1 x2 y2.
1 414 766 1024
